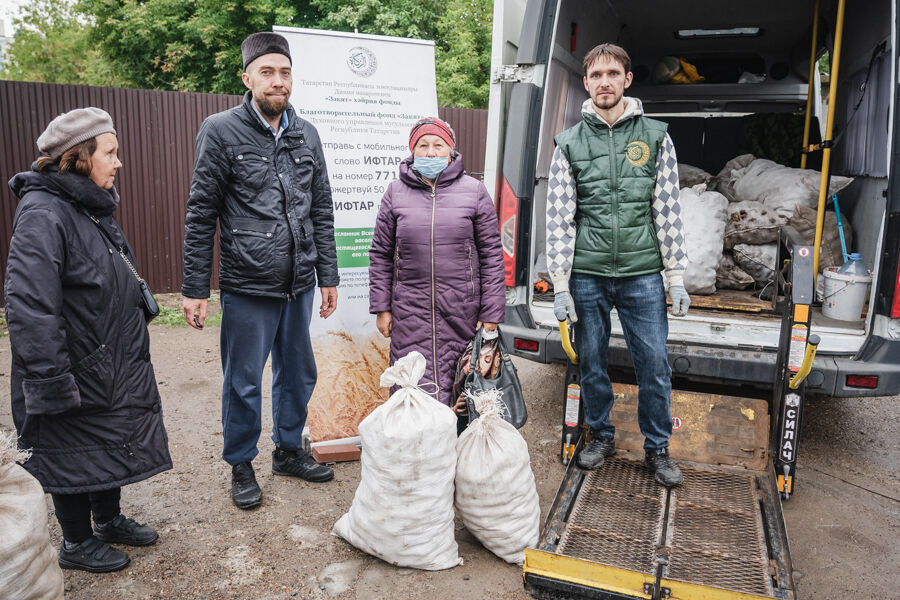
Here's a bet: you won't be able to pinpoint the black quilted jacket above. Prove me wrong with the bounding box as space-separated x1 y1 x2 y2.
6 167 172 493
183 92 339 299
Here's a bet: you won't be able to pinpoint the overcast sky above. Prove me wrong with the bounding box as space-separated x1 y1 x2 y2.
1 0 32 37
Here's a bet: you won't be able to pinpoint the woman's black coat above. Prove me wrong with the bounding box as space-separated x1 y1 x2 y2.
6 166 171 494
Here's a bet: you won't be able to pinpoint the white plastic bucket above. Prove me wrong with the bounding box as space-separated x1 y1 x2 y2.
822 267 871 321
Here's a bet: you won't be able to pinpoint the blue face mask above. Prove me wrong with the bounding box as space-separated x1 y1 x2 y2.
413 156 450 180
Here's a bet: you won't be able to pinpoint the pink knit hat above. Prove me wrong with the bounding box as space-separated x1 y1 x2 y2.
408 117 456 151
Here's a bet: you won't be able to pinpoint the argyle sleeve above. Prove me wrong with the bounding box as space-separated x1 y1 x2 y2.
546 147 577 294
652 133 688 288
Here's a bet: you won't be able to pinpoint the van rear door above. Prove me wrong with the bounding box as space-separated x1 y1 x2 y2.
486 0 555 291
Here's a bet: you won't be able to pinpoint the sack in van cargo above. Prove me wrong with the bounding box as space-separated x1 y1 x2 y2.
652 56 681 83
455 389 540 565
789 205 854 273
713 154 755 202
732 243 778 287
680 184 729 295
716 253 755 290
652 57 704 85
0 431 65 600
723 200 787 249
332 352 462 570
732 159 854 218
678 163 712 188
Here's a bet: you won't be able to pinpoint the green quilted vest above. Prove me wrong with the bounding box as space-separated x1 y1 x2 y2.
555 110 668 277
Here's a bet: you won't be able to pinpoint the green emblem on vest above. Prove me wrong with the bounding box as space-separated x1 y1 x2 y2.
625 141 650 167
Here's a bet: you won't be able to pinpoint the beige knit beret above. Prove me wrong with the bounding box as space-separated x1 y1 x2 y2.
37 107 116 160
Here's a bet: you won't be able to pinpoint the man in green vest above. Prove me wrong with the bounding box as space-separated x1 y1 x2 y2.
546 43 690 486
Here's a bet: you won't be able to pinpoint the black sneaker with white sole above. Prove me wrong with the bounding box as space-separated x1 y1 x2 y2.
645 449 684 487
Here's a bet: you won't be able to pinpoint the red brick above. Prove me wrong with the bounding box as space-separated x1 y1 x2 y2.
312 444 361 463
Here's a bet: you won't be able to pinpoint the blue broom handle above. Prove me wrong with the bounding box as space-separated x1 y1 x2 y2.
832 194 849 263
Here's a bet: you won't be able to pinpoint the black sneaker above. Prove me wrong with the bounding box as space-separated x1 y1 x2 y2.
94 514 159 546
645 449 684 487
58 536 130 573
232 462 262 509
272 448 334 482
576 437 616 470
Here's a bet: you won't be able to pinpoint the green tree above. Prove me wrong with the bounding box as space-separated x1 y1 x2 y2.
313 0 442 41
818 51 830 75
6 0 493 107
312 0 492 108
1 0 126 86
78 0 321 94
435 0 492 108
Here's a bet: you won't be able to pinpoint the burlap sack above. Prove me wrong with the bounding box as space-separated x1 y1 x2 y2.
788 205 854 273
723 200 787 249
716 253 755 290
0 431 64 600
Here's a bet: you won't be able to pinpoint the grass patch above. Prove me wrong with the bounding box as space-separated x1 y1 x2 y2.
152 295 222 328
154 304 188 327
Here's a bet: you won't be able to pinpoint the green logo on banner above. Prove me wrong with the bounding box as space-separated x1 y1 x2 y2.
335 228 374 268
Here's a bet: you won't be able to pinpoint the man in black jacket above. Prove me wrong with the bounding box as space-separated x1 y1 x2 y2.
182 31 338 509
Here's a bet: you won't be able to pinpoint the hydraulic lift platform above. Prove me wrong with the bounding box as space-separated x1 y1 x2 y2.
525 387 794 600
525 230 818 600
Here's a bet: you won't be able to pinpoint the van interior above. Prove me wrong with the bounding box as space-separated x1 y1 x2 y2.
529 0 891 354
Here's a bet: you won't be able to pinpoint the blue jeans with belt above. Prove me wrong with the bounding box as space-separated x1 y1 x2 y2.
570 272 673 452
220 289 317 466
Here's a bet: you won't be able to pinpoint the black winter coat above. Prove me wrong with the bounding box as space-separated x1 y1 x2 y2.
183 92 339 299
5 167 172 494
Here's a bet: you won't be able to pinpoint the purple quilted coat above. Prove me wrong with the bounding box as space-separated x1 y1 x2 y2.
369 154 505 405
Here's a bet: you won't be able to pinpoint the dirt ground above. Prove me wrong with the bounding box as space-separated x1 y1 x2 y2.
0 312 897 599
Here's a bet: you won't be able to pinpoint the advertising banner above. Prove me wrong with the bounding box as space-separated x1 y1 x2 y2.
275 26 439 442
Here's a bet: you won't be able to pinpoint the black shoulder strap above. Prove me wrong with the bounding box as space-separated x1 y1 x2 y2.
78 208 145 284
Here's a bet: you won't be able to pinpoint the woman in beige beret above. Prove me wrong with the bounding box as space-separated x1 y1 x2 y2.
6 107 172 573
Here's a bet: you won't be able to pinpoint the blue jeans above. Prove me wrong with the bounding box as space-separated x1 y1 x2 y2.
570 272 673 452
220 290 317 466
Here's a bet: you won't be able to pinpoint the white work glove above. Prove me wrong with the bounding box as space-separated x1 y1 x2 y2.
669 285 691 317
554 291 578 323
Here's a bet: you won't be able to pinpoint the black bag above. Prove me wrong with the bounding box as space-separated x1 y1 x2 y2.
462 328 527 429
83 210 160 321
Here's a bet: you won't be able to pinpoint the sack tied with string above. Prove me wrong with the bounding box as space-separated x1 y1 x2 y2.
332 351 462 570
454 389 540 565
679 183 729 295
0 431 64 600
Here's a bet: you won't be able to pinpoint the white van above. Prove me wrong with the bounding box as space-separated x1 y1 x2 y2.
486 0 900 398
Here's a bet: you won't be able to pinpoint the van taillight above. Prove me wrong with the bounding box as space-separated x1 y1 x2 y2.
891 260 900 318
514 338 539 352
846 375 878 389
499 177 519 286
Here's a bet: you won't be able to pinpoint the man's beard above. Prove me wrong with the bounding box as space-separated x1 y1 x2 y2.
255 91 290 117
592 91 622 111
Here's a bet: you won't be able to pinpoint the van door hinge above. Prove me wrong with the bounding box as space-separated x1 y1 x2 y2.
492 64 536 83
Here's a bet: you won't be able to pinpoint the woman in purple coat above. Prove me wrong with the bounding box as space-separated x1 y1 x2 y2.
369 117 505 412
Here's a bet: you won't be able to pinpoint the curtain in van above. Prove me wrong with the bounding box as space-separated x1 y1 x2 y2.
832 50 890 177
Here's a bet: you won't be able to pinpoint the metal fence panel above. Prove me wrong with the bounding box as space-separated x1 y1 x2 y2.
438 106 488 178
1 81 488 302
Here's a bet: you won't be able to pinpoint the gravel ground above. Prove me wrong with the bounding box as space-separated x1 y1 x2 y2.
0 313 897 599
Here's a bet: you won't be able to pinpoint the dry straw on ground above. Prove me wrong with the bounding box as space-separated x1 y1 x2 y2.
307 330 390 442
0 429 30 466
